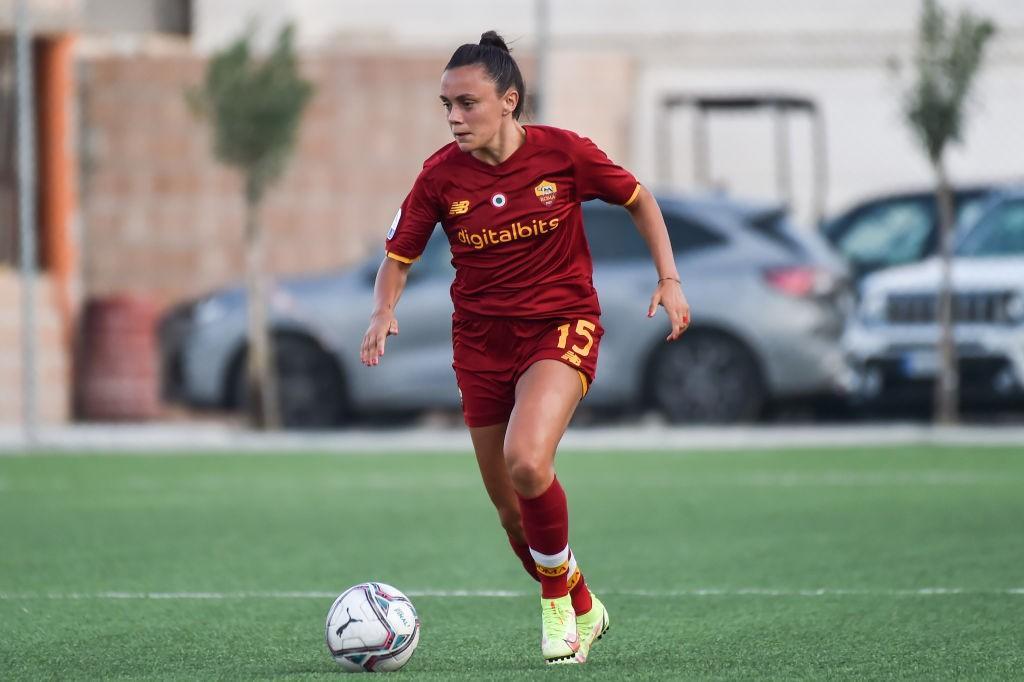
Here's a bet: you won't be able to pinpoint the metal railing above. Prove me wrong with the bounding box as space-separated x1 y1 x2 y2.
0 36 18 266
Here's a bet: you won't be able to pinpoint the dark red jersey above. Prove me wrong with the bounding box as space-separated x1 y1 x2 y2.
384 125 639 320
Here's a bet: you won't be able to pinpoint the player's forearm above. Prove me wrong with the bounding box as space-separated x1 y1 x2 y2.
371 256 412 317
626 186 680 281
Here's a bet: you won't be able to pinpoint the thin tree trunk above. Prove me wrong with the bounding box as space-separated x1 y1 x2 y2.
933 160 958 425
244 199 280 430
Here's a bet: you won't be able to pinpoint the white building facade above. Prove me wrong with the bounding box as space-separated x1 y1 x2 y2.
192 0 1024 224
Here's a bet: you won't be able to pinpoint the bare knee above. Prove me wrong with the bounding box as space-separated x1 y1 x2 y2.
504 438 554 498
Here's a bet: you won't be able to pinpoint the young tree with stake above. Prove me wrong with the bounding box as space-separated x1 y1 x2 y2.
898 0 995 424
189 25 313 428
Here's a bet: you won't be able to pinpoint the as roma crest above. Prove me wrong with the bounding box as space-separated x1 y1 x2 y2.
534 180 558 207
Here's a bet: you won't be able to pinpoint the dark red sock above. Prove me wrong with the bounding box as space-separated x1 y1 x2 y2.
517 477 570 599
507 534 541 582
567 552 593 615
511 531 591 612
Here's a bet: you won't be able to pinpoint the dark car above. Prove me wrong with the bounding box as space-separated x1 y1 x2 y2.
821 185 1001 283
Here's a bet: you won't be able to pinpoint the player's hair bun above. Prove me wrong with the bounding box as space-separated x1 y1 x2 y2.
479 31 511 53
445 30 526 120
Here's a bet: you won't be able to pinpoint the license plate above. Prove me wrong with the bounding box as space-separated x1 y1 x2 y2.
900 350 939 378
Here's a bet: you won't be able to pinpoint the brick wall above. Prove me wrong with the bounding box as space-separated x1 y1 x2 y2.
546 51 634 178
78 47 634 307
78 50 452 306
0 269 71 424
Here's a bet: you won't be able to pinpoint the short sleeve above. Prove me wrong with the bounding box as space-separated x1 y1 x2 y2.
384 169 441 263
572 135 641 206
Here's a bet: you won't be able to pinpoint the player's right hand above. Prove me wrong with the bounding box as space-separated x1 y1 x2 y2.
360 313 399 366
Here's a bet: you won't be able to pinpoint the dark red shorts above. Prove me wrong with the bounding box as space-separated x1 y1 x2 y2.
452 316 604 428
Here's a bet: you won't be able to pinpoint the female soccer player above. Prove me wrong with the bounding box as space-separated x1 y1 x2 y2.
360 31 690 665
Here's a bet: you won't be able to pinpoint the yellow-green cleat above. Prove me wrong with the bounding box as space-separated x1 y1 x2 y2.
540 594 580 664
573 592 610 663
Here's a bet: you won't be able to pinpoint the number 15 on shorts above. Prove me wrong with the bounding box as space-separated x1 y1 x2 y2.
556 320 596 359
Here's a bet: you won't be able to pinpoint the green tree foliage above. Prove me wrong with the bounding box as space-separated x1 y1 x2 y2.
189 24 313 204
903 0 996 165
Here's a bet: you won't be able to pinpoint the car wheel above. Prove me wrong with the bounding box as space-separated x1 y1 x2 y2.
234 335 349 429
648 330 765 424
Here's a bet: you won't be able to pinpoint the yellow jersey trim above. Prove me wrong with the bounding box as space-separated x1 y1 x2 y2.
623 183 642 207
385 251 418 264
578 370 589 399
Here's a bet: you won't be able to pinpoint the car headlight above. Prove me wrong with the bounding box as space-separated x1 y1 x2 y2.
194 297 229 326
858 291 887 326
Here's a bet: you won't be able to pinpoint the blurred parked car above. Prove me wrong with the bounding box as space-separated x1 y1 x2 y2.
159 194 854 427
844 189 1024 407
822 185 1001 283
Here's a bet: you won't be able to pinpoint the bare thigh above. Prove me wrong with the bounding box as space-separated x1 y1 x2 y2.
504 359 584 498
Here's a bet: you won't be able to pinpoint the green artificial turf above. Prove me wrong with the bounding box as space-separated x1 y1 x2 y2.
1 446 1022 679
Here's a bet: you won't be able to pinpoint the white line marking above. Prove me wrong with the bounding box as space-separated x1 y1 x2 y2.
613 472 1021 487
1 424 1022 455
1 588 1022 601
1 471 1016 496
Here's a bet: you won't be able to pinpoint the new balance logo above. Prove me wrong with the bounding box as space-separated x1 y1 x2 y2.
334 608 362 637
449 200 470 215
561 351 582 367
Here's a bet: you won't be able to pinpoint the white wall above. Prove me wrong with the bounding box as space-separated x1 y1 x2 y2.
192 0 1024 52
0 0 82 31
634 58 1024 226
192 0 1024 223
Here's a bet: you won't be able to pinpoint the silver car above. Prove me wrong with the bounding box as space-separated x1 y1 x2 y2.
159 194 854 427
844 188 1024 407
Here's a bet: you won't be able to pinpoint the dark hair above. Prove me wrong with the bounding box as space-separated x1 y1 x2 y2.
444 31 526 120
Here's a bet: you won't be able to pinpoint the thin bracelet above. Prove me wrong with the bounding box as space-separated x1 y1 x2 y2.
658 277 681 284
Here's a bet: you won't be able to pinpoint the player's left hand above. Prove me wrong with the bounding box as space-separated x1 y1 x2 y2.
648 279 691 342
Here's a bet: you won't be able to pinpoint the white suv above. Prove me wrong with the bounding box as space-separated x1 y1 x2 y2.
843 190 1024 406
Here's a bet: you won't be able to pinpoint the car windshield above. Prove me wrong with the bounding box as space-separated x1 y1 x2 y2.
416 227 455 277
956 199 1024 257
746 209 817 256
583 206 652 261
583 203 724 261
834 200 932 267
954 193 991 231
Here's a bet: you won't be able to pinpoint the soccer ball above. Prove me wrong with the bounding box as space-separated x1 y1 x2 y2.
325 582 420 672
